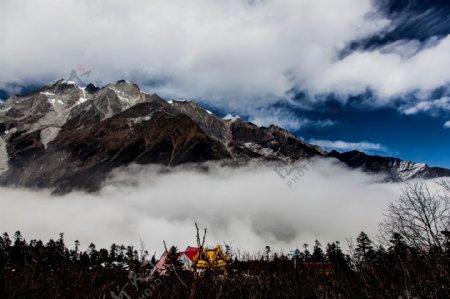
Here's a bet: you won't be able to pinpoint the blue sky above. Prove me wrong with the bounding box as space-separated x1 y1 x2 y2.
297 104 450 168
1 0 449 168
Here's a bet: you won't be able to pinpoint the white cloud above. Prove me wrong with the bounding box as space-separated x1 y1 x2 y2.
0 160 407 254
315 36 450 100
444 121 450 129
0 0 386 107
308 139 388 153
1 0 449 119
401 96 450 115
248 107 336 131
222 113 241 121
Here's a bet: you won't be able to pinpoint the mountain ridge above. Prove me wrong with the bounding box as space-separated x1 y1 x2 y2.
0 79 449 193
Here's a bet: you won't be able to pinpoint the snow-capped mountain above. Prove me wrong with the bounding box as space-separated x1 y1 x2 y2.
0 80 448 193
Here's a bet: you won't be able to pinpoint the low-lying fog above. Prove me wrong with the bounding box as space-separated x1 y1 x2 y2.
0 158 423 256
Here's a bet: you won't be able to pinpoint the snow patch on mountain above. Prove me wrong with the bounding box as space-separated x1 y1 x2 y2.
396 160 427 180
243 142 284 160
32 109 71 132
128 114 153 125
74 89 89 107
0 137 8 174
75 97 88 106
40 127 61 149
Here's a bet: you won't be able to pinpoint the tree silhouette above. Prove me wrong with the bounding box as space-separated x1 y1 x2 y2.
165 245 183 273
355 232 374 262
312 239 324 262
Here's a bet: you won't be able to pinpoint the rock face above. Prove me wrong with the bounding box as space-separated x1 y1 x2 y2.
0 80 449 193
326 150 450 181
0 80 322 193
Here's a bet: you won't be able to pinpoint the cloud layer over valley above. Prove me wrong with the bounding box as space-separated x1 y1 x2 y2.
0 159 413 255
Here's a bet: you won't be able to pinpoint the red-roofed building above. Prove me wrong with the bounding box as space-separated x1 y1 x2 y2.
154 246 201 274
179 246 200 270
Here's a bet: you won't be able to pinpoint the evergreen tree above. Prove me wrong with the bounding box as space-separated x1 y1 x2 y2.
165 245 183 273
56 233 68 258
88 243 98 264
312 239 324 262
118 245 125 262
99 249 109 264
2 233 11 248
326 241 348 268
126 246 135 261
13 231 23 244
273 252 279 261
389 233 407 255
265 246 271 261
110 243 117 260
355 231 374 261
303 244 311 261
11 231 25 263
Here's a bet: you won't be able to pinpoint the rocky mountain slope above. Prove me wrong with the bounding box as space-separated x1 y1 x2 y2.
327 150 450 182
0 80 448 193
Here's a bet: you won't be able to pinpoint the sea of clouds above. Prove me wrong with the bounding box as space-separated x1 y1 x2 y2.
0 158 420 256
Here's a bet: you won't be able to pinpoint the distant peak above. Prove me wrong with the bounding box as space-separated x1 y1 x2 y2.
47 79 79 88
46 79 65 86
85 83 99 93
41 79 81 95
107 80 141 93
327 150 340 156
116 79 132 84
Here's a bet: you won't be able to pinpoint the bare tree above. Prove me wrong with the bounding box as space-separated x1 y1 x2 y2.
379 181 450 251
439 180 450 196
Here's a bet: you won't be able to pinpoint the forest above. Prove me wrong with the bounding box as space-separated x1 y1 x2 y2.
0 182 449 298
